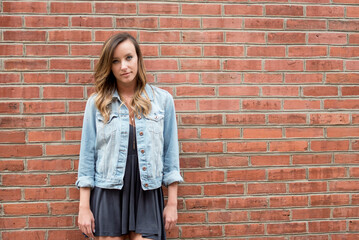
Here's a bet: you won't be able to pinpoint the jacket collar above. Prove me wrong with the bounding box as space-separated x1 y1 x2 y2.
111 84 154 102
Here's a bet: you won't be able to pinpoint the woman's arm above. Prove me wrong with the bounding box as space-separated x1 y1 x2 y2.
163 182 178 230
78 187 95 238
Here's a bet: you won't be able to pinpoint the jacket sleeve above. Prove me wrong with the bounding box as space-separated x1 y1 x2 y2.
76 94 97 188
162 92 184 187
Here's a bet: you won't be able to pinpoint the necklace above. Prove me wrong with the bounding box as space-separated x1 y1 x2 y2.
120 95 135 126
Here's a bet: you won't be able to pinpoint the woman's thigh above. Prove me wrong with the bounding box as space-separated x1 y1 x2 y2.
129 232 152 240
96 236 125 240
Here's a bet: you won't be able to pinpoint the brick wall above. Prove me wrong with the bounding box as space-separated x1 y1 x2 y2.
1 0 359 239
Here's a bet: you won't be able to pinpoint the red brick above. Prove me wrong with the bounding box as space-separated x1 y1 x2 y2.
95 30 136 42
2 231 45 240
182 31 223 43
224 59 262 71
46 144 80 156
293 154 332 165
289 182 327 193
306 60 343 71
219 86 259 96
307 6 344 17
144 59 178 71
140 31 180 43
3 2 47 13
179 128 197 139
0 16 22 27
51 2 92 13
28 159 72 171
265 60 304 71
327 127 359 137
268 113 307 124
29 216 73 228
25 16 68 28
309 167 346 180
201 128 240 139
209 156 248 167
228 197 268 209
202 18 242 29
118 17 157 29
228 142 267 152
242 99 281 110
286 127 323 138
303 86 338 96
50 173 77 185
4 31 46 41
270 196 308 207
247 46 285 57
266 5 303 16
285 73 323 83
243 128 282 139
139 3 178 14
181 225 222 238
310 113 350 125
202 73 240 84
209 211 247 222
0 217 26 229
263 86 299 96
0 45 23 56
244 73 282 83
268 168 306 180
49 30 91 42
47 230 84 240
24 102 65 114
158 73 199 84
326 73 359 84
347 6 359 17
25 188 66 200
330 46 359 58
28 130 62 142
0 73 20 84
267 222 307 234
251 210 290 221
335 154 359 164
204 45 244 57
178 185 201 196
72 16 113 28
185 198 226 210
4 59 47 70
161 45 201 57
0 116 41 128
329 181 359 191
181 60 219 71
311 194 350 206
227 169 266 181
174 99 196 111
0 145 42 158
309 220 346 233
26 45 69 56
50 202 78 215
226 114 265 125
45 115 83 127
43 86 83 99
311 140 349 151
0 131 25 143
95 2 136 14
182 142 223 153
270 141 308 152
24 73 66 83
330 20 359 31
293 208 331 220
226 32 265 43
68 73 94 84
2 173 47 186
286 19 327 30
0 102 20 114
268 32 305 43
224 4 263 15
332 234 359 240
178 212 206 223
245 18 283 29
225 224 265 236
182 4 221 15
50 59 90 70
308 33 347 44
343 86 359 96
180 156 206 169
350 34 359 44
184 171 224 183
4 203 48 215
200 99 239 111
248 183 286 194
251 155 290 166
347 60 359 71
289 46 327 57
0 189 21 201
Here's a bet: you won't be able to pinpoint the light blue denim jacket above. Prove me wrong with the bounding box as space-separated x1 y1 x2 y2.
76 84 183 190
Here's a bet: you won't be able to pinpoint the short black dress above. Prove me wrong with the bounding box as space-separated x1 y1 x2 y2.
90 124 166 239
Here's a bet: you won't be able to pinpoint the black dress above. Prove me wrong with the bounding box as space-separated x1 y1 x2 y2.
90 124 166 239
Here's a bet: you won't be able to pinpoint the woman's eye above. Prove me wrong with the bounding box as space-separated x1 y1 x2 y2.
112 60 119 63
126 56 133 60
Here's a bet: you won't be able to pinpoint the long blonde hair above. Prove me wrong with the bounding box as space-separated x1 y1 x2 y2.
94 32 151 123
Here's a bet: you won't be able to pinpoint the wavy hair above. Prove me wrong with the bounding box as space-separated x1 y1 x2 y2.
94 32 151 123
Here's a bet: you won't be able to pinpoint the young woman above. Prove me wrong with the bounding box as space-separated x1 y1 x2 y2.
76 32 183 240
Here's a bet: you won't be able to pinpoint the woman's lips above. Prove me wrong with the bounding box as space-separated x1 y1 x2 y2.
121 72 130 76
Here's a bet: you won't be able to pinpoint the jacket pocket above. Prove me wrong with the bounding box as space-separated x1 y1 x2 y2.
96 112 118 144
145 111 164 134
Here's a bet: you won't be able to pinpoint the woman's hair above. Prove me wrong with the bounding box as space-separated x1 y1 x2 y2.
94 32 151 123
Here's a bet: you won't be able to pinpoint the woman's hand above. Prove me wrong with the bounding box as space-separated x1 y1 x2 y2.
78 206 95 238
163 203 177 230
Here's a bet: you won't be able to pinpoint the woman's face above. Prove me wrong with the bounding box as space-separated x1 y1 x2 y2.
111 39 138 88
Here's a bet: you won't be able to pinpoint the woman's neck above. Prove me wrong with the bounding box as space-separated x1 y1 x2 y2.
116 82 136 98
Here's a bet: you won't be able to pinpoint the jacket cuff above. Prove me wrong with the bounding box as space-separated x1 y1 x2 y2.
75 176 94 189
162 171 183 187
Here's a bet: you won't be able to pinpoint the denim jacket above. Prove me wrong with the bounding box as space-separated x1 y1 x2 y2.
76 84 183 190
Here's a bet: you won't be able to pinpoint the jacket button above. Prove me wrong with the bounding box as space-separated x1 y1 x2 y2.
142 166 147 171
139 131 143 136
144 183 148 187
141 149 145 154
137 115 142 120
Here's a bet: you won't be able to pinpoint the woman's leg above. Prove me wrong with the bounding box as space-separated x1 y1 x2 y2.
129 232 152 240
96 236 126 240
